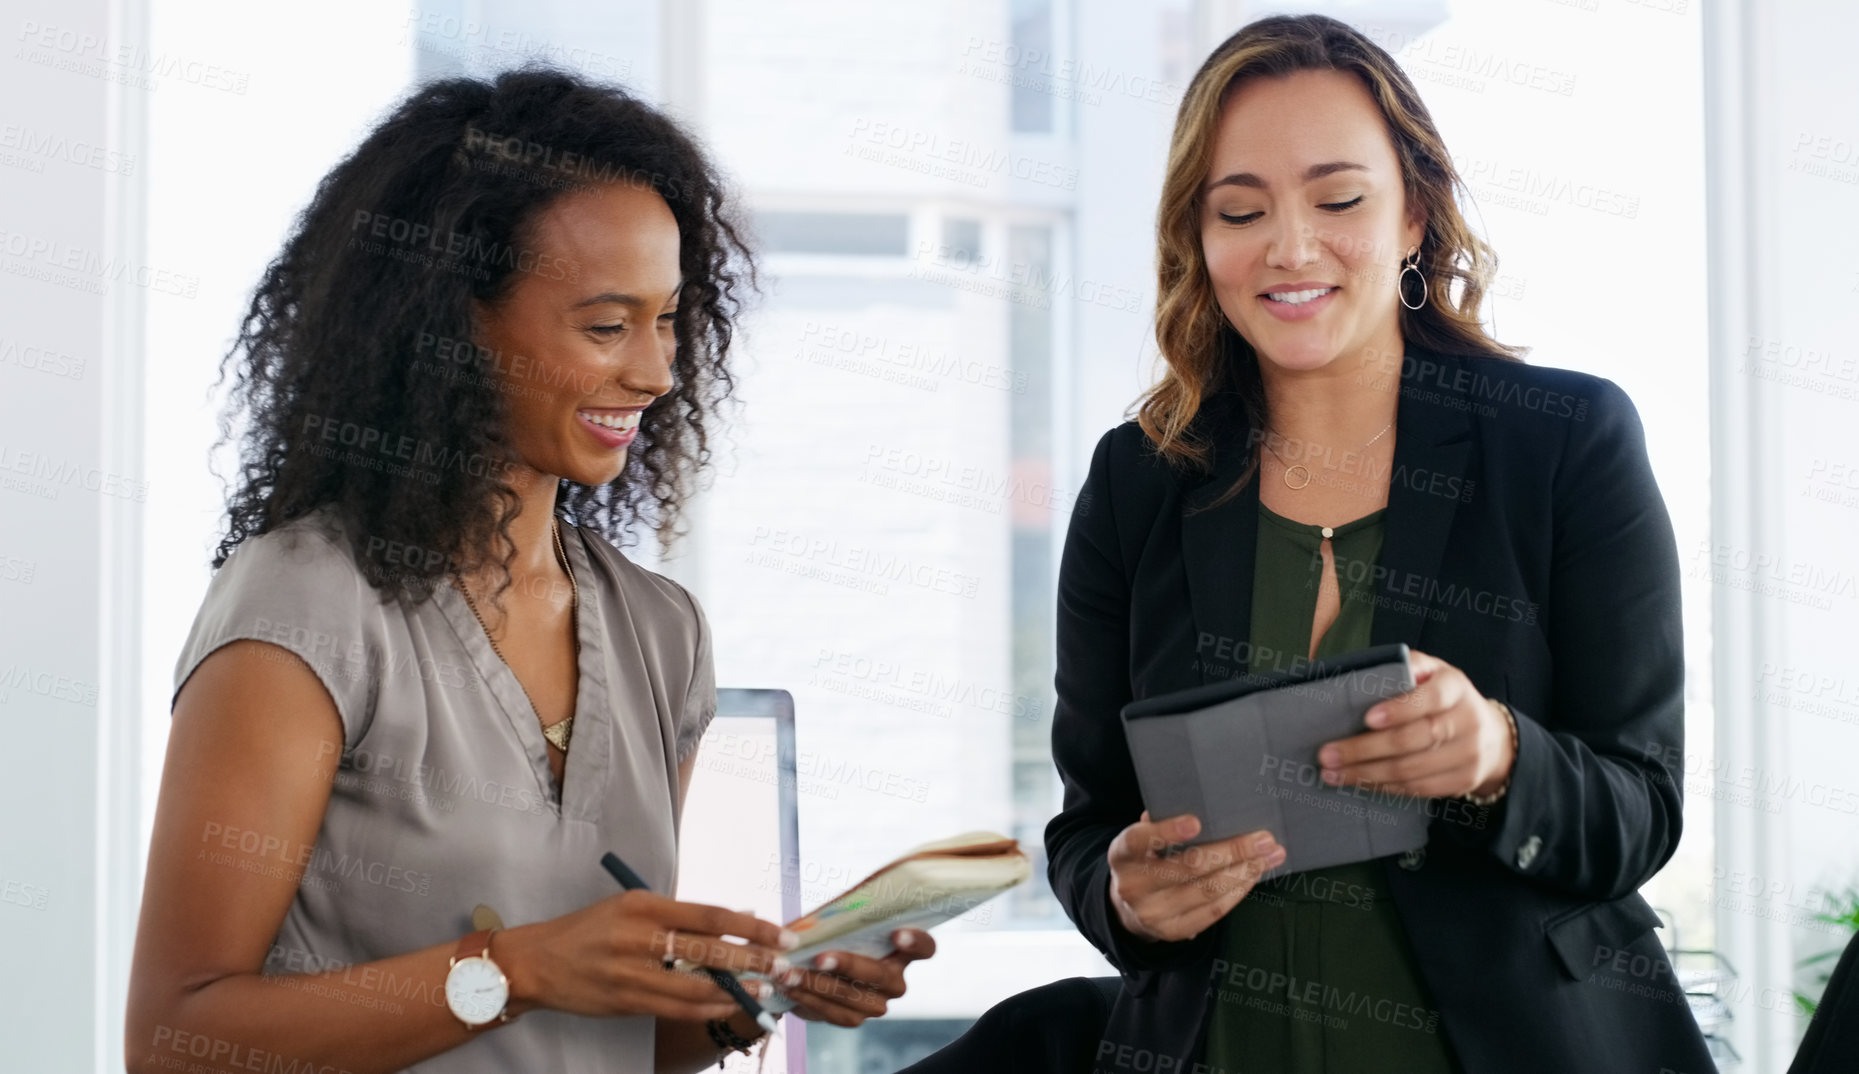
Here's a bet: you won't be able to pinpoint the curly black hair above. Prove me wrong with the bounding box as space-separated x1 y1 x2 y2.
210 66 754 605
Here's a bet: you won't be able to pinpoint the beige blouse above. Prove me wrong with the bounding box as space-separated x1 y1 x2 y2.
171 505 716 1072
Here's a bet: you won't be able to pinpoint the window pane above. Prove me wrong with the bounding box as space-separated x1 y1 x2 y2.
756 211 911 256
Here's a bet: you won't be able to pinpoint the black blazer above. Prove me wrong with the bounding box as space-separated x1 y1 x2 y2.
1046 347 1718 1074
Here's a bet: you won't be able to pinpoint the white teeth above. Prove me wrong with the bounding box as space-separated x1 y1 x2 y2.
579 410 640 430
1266 287 1336 305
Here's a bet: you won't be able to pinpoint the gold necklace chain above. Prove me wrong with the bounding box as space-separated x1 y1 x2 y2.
456 519 579 752
1262 418 1394 491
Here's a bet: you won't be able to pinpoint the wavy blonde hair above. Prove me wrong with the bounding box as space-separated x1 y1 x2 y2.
1139 13 1526 488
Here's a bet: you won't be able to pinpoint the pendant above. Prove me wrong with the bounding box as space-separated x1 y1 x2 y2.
542 716 574 751
1283 465 1312 490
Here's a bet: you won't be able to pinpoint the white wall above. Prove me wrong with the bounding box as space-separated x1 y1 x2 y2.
0 1 147 1068
1706 1 1859 1070
139 1 414 860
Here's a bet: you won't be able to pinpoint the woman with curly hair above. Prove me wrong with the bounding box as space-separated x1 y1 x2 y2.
1044 14 1715 1074
125 68 933 1074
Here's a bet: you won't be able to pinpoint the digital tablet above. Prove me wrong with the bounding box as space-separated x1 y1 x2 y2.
1120 643 1431 875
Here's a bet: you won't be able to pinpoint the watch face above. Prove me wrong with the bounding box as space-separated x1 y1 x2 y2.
445 956 509 1025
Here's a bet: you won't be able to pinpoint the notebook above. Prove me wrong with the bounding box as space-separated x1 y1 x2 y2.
747 831 1030 1014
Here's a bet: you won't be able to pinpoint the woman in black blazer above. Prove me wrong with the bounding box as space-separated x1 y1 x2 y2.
1045 16 1717 1074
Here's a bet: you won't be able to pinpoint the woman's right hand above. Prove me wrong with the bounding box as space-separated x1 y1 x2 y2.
1106 811 1286 944
498 890 797 1022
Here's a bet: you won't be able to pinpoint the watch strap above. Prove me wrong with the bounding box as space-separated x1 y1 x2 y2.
452 927 495 966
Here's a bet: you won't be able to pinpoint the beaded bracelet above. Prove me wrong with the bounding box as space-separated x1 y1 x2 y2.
1464 699 1518 807
705 1016 766 1069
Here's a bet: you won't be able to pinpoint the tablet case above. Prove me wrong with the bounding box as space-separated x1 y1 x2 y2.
1120 643 1430 876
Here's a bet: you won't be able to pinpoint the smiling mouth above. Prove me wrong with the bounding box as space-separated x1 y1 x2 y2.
576 409 641 431
1263 286 1338 306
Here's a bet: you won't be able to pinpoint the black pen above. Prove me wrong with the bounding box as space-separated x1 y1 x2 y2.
600 851 781 1034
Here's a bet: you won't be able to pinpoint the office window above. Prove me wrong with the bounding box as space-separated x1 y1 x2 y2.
940 216 983 266
1010 0 1055 133
1006 223 1062 923
756 211 912 256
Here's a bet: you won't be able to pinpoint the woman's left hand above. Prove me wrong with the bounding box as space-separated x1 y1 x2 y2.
776 928 937 1027
1318 648 1515 799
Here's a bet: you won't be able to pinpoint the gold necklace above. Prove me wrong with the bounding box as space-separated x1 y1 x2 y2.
1262 419 1394 490
456 519 579 752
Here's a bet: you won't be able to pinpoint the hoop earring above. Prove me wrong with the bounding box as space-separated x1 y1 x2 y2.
1398 245 1427 311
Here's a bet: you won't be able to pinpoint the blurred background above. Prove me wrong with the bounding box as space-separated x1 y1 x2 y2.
2 0 1855 1071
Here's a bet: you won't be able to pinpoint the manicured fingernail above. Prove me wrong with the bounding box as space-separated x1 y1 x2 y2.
1366 708 1387 727
1266 847 1287 866
895 931 916 952
749 979 772 998
771 956 790 976
1322 768 1342 784
1250 832 1275 852
1176 816 1199 838
818 955 839 972
781 969 803 987
1319 747 1340 767
777 929 800 950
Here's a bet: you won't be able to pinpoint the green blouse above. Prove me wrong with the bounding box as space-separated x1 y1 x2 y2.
1199 502 1461 1074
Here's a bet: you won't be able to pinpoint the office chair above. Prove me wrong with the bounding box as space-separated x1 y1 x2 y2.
893 974 1123 1074
1787 931 1859 1074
